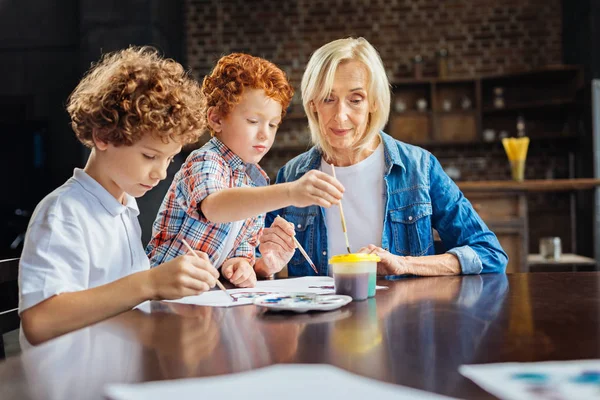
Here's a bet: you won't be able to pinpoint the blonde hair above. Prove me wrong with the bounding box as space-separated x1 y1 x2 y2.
301 37 391 159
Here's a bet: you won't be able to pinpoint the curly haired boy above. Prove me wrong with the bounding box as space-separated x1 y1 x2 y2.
147 53 345 285
19 47 219 347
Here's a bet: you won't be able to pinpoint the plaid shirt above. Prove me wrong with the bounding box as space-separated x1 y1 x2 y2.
146 137 269 267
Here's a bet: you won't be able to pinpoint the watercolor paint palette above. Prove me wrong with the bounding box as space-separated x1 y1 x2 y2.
254 293 352 313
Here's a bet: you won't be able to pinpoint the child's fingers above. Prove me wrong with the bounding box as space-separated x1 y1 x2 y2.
309 186 339 207
180 276 211 294
230 264 250 285
221 264 233 279
311 170 345 193
312 178 344 201
193 250 211 262
184 264 217 288
188 253 219 279
236 275 257 288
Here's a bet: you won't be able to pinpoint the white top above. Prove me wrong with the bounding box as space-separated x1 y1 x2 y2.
213 219 245 269
321 143 386 261
18 168 150 348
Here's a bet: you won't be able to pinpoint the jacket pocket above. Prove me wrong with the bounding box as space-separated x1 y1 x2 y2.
389 203 433 256
281 211 316 267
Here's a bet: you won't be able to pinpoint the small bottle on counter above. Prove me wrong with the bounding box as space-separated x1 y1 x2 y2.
516 114 526 137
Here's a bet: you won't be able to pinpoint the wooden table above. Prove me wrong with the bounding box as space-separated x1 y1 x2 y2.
0 273 599 399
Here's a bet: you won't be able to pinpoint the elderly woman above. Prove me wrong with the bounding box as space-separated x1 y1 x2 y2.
255 37 507 278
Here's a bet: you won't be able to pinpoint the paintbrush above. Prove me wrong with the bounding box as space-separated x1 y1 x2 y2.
180 239 237 302
330 164 352 253
292 236 319 275
275 215 319 275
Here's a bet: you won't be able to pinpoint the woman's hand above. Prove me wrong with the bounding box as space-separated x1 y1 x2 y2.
287 170 344 208
256 216 296 277
358 244 408 276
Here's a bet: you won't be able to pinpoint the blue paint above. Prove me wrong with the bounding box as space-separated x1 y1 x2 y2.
571 371 600 384
511 372 549 383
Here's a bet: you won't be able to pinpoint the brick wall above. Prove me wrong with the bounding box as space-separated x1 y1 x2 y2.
185 0 562 84
183 0 564 180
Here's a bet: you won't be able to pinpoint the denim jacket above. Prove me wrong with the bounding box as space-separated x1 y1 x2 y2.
265 132 507 277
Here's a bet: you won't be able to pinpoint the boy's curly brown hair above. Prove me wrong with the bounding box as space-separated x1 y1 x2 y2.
67 46 205 148
201 53 294 136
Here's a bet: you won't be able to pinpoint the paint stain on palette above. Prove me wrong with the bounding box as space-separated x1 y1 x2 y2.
254 293 352 313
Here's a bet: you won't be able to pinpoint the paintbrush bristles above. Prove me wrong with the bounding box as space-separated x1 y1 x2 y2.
330 164 352 254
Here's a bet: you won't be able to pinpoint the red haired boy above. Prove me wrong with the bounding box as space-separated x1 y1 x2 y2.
147 53 345 286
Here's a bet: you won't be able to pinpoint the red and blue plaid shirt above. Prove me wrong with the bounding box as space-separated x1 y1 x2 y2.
146 137 269 267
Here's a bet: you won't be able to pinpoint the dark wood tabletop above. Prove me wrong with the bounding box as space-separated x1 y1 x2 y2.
0 272 599 400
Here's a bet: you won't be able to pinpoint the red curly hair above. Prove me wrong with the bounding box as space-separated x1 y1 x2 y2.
201 53 294 136
67 46 205 148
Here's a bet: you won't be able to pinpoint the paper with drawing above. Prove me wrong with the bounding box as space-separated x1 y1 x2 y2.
165 276 387 307
460 359 600 400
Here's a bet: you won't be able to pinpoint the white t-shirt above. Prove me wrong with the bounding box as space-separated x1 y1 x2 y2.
213 219 245 269
320 143 386 263
18 168 150 348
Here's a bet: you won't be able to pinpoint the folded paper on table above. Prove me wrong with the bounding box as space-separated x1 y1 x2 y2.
105 364 456 400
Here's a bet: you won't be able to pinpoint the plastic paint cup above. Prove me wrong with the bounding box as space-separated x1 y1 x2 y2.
329 253 380 301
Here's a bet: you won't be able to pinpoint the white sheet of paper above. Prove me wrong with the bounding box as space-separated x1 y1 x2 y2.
105 364 455 400
460 359 600 400
164 276 387 307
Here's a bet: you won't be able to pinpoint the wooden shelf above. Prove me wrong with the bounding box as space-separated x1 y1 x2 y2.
482 99 577 113
480 65 582 81
433 110 477 115
392 66 581 86
392 111 432 116
401 133 578 147
458 178 600 193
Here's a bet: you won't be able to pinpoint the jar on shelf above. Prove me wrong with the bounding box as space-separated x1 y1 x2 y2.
461 96 472 110
516 114 526 137
394 98 407 113
437 48 449 78
413 54 424 79
493 87 505 109
442 99 452 111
